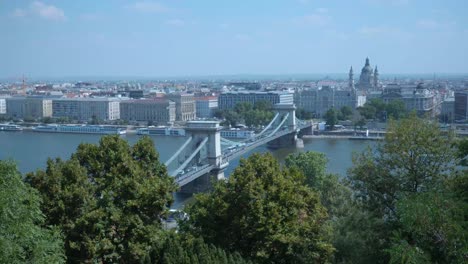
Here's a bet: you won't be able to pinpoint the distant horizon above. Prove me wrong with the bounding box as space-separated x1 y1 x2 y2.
1 72 467 83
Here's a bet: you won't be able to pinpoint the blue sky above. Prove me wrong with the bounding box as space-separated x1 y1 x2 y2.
1 0 467 78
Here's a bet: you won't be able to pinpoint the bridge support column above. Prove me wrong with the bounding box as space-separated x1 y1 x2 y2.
268 104 298 149
178 121 228 193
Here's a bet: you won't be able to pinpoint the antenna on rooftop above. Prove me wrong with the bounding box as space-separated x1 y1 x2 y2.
21 74 27 95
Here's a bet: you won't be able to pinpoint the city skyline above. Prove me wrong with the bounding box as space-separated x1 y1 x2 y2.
1 0 468 78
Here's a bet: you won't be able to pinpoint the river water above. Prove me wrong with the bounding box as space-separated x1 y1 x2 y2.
0 131 375 207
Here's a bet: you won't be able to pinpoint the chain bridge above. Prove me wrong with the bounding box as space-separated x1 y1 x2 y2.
163 104 313 192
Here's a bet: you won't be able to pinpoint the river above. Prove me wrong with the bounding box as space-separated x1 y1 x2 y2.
0 131 375 207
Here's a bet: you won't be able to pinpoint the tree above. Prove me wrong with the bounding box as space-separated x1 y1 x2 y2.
346 114 462 262
324 108 338 130
0 160 65 264
386 99 407 120
387 187 467 264
349 113 457 218
295 108 313 120
234 102 254 116
253 100 272 112
357 104 376 120
284 151 352 217
339 106 353 121
456 137 468 166
41 116 55 124
368 98 387 121
284 151 327 188
181 153 333 264
284 152 376 263
26 135 177 263
144 234 253 264
354 118 367 130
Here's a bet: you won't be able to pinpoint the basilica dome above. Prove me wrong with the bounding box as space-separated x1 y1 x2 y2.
361 57 373 73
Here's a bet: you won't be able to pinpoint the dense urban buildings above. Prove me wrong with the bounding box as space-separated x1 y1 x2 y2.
0 61 462 124
381 83 437 117
219 91 294 110
195 96 218 118
455 91 468 121
52 98 120 121
120 99 176 124
166 93 196 121
441 97 455 122
6 97 52 119
294 87 357 117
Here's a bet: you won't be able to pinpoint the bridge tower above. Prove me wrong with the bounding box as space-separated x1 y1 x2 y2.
268 104 298 149
180 121 227 192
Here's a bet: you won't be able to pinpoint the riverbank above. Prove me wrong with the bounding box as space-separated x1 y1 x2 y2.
303 135 383 140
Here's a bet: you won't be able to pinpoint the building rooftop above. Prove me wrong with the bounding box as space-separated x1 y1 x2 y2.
122 98 171 104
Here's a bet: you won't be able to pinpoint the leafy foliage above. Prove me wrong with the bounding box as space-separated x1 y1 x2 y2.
215 101 274 128
324 108 338 130
349 113 457 218
387 188 467 263
143 233 253 264
357 98 407 121
346 113 466 263
26 135 177 263
181 153 334 264
295 107 313 120
0 160 65 264
284 152 377 263
337 106 353 121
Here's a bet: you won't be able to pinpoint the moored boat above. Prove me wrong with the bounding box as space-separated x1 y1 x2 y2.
0 124 23 131
32 124 126 135
137 126 185 136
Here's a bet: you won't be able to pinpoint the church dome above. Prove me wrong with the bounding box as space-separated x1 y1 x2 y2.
361 58 373 73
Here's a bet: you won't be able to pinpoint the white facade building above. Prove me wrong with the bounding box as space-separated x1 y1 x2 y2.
52 98 120 121
218 91 294 110
120 99 176 123
195 96 218 118
6 97 52 119
0 98 6 114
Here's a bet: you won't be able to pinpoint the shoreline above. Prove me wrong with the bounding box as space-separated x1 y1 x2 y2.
302 135 383 140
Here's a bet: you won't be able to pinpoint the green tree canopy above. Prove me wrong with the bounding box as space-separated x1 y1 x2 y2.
358 98 407 121
181 153 333 264
144 233 254 264
0 160 65 264
295 108 313 120
346 114 465 263
385 99 406 120
349 113 457 218
216 101 274 128
26 135 177 263
338 106 353 121
324 108 338 130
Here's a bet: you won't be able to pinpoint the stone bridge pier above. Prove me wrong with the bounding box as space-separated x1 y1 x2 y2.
267 104 298 149
179 121 227 193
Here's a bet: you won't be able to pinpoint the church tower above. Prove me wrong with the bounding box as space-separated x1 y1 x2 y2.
373 65 379 88
359 57 374 90
348 66 355 91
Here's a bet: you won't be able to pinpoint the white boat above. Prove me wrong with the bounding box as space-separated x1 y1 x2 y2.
137 126 185 136
32 124 126 135
0 124 23 131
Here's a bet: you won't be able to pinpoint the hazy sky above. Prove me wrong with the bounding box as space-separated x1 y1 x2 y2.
1 0 467 78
